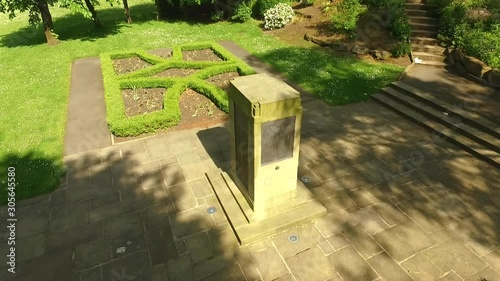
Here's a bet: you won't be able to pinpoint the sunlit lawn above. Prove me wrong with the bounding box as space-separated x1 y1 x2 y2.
0 0 403 203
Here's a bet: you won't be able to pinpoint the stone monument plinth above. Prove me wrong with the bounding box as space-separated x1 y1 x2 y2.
205 73 326 244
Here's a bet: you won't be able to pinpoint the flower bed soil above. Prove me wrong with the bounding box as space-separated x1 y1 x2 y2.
176 88 228 129
113 57 152 74
122 88 165 116
205 72 240 92
182 49 223 62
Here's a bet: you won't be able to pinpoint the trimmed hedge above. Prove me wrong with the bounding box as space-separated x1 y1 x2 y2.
100 41 256 136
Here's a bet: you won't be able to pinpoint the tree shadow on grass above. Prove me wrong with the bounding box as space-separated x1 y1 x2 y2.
0 151 64 205
0 3 214 48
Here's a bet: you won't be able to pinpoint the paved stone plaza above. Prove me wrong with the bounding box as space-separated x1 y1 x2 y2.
1 96 499 281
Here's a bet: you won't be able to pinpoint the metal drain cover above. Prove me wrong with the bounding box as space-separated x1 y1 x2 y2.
288 234 299 243
206 207 217 214
301 176 311 183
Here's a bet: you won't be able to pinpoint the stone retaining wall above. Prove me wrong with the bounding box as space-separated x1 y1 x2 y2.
304 34 392 60
446 48 500 88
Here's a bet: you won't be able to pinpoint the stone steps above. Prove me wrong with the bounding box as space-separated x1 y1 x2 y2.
411 36 439 46
404 0 447 67
391 81 500 138
405 3 428 10
409 22 439 32
414 60 448 66
408 16 438 25
406 9 433 17
371 82 500 168
411 29 438 38
412 51 446 62
411 44 445 54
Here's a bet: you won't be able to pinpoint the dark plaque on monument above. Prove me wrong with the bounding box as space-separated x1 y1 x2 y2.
261 116 296 165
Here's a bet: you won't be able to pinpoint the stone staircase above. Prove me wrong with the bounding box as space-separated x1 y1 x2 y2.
406 0 448 66
372 81 500 168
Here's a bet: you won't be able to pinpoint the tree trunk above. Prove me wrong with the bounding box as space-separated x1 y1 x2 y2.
123 0 132 23
36 0 59 45
84 0 102 27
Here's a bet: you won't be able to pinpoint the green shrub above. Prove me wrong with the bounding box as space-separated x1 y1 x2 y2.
439 2 468 40
390 11 411 41
263 3 295 30
254 0 290 18
231 3 253 22
391 42 411 57
426 0 454 14
361 0 409 41
303 0 316 6
331 0 367 33
428 0 500 68
455 23 500 67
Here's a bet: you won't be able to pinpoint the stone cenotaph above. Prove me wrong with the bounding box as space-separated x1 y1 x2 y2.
205 73 326 244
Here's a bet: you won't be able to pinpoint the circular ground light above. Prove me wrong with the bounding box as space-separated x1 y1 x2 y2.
206 207 217 214
301 176 311 183
288 234 299 244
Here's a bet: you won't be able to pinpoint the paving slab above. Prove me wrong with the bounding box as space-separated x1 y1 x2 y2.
286 247 335 281
101 250 151 281
367 251 413 281
329 246 379 281
401 253 444 281
73 238 112 271
247 241 289 281
374 221 436 262
423 241 488 278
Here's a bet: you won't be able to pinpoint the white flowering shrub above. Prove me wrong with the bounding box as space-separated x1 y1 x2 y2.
263 3 294 30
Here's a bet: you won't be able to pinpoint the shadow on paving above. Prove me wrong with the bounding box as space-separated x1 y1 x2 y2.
0 142 256 281
195 78 500 280
402 65 500 125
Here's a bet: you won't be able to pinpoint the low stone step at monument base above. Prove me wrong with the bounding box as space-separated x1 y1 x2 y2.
206 169 327 245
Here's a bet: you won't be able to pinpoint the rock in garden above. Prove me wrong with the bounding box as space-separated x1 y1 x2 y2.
330 42 350 52
485 69 500 84
455 62 467 75
462 55 492 78
304 34 331 46
371 50 391 60
445 53 455 66
451 48 464 63
351 45 370 55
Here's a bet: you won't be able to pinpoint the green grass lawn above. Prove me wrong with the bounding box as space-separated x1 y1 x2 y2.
0 1 403 203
